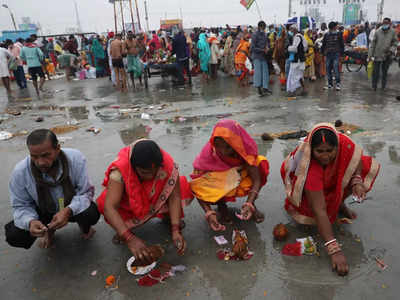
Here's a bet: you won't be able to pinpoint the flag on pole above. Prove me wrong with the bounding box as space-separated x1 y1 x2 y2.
240 0 255 10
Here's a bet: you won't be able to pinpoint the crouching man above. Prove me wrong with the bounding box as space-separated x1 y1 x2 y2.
5 129 100 249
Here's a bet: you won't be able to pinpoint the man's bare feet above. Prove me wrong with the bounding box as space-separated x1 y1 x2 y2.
38 230 55 248
339 203 357 220
79 225 96 240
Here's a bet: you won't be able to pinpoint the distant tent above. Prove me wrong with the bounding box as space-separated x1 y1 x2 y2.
287 16 316 31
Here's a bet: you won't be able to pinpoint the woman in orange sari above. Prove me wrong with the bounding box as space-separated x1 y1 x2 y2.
234 33 251 86
97 140 193 263
190 120 269 232
281 123 380 276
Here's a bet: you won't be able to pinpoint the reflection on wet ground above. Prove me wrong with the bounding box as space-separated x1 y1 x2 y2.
1 69 400 299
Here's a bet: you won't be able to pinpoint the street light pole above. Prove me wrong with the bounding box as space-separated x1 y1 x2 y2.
2 4 17 31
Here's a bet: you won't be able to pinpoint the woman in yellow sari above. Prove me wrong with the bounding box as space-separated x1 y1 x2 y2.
304 29 316 81
190 120 270 231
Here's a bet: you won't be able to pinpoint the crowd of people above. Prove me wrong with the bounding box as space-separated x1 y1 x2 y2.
0 17 399 97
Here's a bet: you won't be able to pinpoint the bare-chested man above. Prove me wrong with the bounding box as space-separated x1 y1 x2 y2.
110 33 127 92
124 31 143 89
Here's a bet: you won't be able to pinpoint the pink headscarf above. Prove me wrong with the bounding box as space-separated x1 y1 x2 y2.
192 119 259 174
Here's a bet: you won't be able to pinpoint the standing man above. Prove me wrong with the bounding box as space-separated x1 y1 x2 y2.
356 25 368 47
286 24 308 97
110 33 127 92
125 31 143 89
368 17 397 91
63 35 79 56
9 38 27 89
5 129 100 249
0 43 12 93
172 30 191 85
20 38 46 96
321 21 344 91
251 21 272 96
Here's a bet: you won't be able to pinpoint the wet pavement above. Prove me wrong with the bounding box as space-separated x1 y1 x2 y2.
1 68 400 300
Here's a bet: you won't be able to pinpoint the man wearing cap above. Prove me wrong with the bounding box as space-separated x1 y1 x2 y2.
368 17 397 91
321 21 344 91
4 129 100 249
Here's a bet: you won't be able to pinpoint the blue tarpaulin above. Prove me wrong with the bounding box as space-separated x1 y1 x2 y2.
0 29 37 42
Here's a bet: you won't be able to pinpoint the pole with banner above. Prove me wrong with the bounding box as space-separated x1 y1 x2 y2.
129 0 135 33
240 0 262 20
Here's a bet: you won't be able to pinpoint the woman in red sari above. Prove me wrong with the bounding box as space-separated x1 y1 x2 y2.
97 140 193 263
190 120 270 232
281 123 380 276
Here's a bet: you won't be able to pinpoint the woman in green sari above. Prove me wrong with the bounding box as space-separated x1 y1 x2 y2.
197 33 211 82
91 37 106 77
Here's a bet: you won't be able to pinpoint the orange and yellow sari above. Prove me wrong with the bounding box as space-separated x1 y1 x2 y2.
190 119 269 203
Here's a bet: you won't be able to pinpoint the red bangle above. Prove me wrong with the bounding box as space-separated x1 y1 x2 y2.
121 229 134 243
171 224 181 234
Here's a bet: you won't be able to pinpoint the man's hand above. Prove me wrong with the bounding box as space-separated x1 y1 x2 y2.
47 207 72 230
29 220 48 237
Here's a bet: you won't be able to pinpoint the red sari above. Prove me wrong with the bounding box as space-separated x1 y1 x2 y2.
97 144 193 230
280 123 380 225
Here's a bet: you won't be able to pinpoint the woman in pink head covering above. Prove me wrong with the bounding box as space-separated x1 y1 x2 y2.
190 119 270 231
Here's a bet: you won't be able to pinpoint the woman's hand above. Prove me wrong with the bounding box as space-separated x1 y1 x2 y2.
352 183 366 200
126 236 153 265
207 214 226 232
172 231 186 256
330 251 349 276
240 203 254 221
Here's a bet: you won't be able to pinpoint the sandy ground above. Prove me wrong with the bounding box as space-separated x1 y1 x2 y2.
0 66 400 300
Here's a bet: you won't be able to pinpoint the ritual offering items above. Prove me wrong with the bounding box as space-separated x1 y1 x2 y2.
282 236 317 256
273 223 289 241
136 263 186 286
232 230 249 259
334 120 363 135
216 230 254 261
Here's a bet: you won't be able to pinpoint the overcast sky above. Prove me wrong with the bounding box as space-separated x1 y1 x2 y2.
0 0 398 34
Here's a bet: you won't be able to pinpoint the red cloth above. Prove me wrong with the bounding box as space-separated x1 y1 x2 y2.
97 146 193 223
282 242 302 256
281 123 380 224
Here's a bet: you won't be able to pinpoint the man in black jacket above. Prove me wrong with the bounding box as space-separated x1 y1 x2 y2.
321 21 344 91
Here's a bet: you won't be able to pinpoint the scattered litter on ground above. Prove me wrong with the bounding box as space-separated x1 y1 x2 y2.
159 89 167 92
91 270 97 276
50 125 79 134
54 89 65 93
141 113 151 120
16 97 32 102
375 257 388 271
58 136 73 143
287 97 297 101
0 131 13 141
216 113 233 119
13 130 28 137
86 127 101 134
214 235 228 245
5 108 21 116
35 117 44 122
105 275 116 287
109 105 120 109
334 120 364 135
317 107 330 111
261 130 308 141
67 119 79 125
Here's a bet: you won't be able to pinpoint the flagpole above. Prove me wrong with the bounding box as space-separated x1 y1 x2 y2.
254 0 263 20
